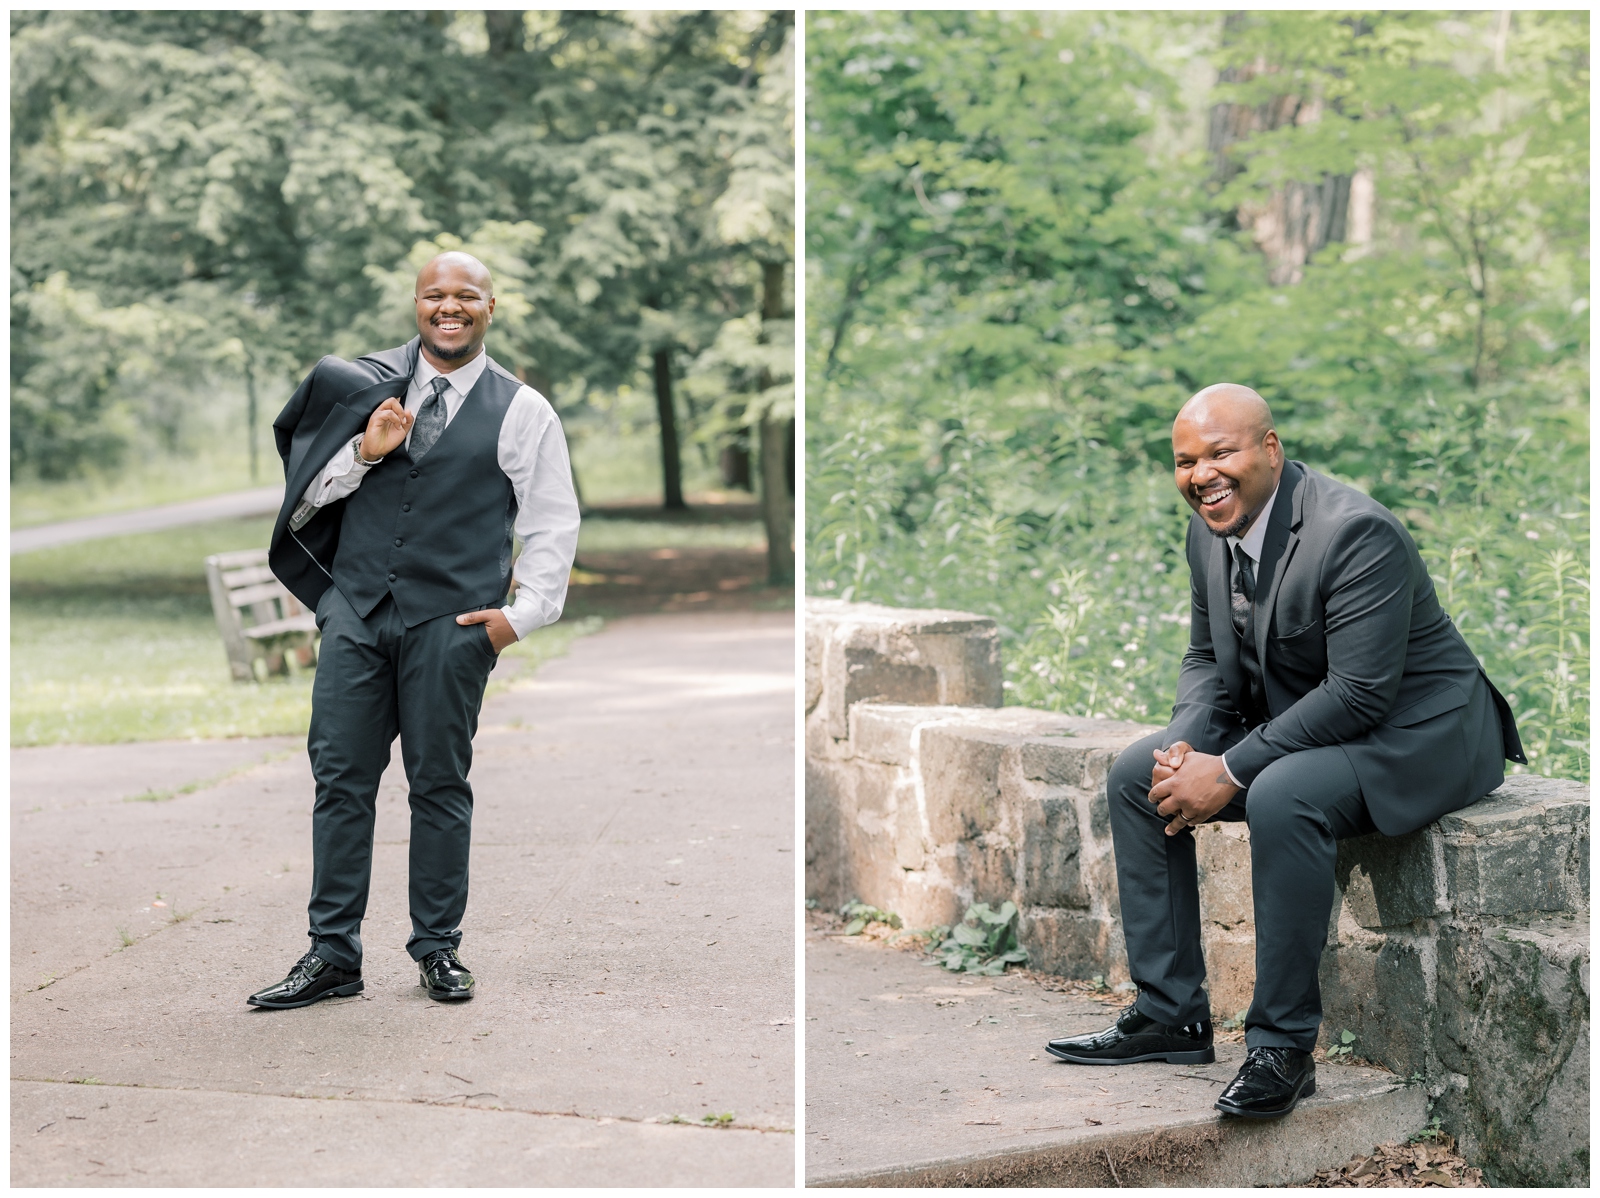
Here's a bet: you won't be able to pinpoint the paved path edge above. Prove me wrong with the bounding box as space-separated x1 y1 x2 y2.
807 1076 1426 1188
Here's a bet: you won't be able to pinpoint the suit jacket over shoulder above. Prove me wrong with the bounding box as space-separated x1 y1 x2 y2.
268 340 419 609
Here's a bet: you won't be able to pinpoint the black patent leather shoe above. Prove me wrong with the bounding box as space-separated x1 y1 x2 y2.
1045 1002 1214 1065
418 948 474 1001
1214 1046 1316 1118
247 952 362 1009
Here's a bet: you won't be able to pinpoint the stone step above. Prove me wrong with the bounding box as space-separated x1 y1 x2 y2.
806 930 1426 1187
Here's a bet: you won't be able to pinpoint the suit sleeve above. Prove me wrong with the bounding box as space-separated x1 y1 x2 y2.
1166 519 1243 752
272 361 320 473
1223 512 1415 786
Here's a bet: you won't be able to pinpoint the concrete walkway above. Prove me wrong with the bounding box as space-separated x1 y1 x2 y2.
805 927 1425 1187
11 612 796 1186
12 486 286 554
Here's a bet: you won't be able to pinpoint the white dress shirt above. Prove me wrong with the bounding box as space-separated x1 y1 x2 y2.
1218 480 1280 790
297 347 580 641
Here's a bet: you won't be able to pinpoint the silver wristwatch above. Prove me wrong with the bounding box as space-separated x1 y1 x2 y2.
352 433 384 466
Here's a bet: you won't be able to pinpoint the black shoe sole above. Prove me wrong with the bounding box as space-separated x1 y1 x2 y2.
1044 1043 1215 1066
421 983 474 1002
1214 1078 1316 1119
246 979 363 1009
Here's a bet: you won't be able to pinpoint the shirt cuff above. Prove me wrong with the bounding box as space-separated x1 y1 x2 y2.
1220 752 1244 790
500 593 557 642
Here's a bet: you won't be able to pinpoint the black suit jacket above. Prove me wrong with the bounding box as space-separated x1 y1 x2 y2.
268 339 419 610
1167 460 1524 836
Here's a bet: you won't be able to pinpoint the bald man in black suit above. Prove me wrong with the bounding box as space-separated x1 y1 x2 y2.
1045 385 1522 1119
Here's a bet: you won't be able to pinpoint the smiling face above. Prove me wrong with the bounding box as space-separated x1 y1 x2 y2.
1171 385 1284 539
414 253 495 371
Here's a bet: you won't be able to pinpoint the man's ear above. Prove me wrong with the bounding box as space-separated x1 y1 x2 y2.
1264 429 1283 466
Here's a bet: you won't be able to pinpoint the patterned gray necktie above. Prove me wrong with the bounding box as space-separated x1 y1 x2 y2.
410 376 450 462
1231 543 1256 638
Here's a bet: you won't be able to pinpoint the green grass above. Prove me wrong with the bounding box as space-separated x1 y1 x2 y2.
11 516 601 746
577 519 765 551
13 424 758 530
11 442 265 530
569 422 750 507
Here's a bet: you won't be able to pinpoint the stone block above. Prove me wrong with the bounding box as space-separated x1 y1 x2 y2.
806 599 1003 740
962 832 1022 912
1022 906 1125 981
1199 927 1256 1021
917 726 1006 845
845 648 940 710
1319 926 1431 1079
1437 776 1589 918
1334 827 1442 928
1021 794 1086 910
1435 916 1590 1186
848 705 927 767
804 619 825 714
1196 822 1254 930
805 758 847 909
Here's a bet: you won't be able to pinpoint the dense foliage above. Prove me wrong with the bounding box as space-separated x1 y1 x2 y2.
807 11 1588 780
11 10 792 501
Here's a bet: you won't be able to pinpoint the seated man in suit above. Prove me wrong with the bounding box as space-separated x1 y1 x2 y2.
247 251 580 1009
1044 384 1522 1118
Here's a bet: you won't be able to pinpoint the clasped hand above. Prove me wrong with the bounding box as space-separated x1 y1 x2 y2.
360 397 413 461
1148 741 1239 837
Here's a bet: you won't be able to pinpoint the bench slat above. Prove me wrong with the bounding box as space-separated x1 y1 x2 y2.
244 614 318 639
209 548 271 569
221 565 279 588
230 581 290 608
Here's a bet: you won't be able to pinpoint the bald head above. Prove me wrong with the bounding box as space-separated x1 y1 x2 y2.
1175 383 1275 443
417 251 493 296
414 252 496 371
1171 383 1283 539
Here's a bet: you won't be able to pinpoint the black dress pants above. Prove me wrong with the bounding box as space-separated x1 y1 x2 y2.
305 588 498 971
1106 728 1376 1052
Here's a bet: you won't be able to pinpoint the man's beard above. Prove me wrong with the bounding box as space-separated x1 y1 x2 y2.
1205 508 1254 539
424 328 477 361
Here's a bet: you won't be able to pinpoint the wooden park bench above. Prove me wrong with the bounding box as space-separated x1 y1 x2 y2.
203 549 319 682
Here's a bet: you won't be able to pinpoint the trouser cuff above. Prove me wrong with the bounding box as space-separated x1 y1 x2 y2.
1244 1027 1316 1052
309 941 360 973
408 937 461 961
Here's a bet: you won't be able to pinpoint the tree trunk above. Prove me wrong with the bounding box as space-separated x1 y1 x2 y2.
653 347 686 510
243 352 259 482
486 11 524 58
757 260 793 585
1208 13 1370 284
759 410 794 585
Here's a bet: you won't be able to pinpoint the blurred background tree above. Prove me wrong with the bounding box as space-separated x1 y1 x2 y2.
12 8 793 522
11 10 794 745
806 10 1587 780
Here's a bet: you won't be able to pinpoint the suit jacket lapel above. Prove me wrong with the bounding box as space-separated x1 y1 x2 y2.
1207 527 1248 715
1253 461 1305 668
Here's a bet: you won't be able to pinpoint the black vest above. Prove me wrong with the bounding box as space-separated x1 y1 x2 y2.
332 359 521 627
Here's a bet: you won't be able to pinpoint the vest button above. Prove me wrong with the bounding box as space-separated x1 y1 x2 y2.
409 470 419 478
394 538 403 547
387 572 397 582
402 504 411 512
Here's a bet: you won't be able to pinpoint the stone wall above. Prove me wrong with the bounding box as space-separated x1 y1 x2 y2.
805 598 1590 1187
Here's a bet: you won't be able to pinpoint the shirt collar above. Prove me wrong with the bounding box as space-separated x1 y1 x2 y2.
414 346 488 397
1228 480 1281 564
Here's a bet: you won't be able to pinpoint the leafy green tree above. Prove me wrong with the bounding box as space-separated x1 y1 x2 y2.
807 10 1587 780
11 8 794 529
